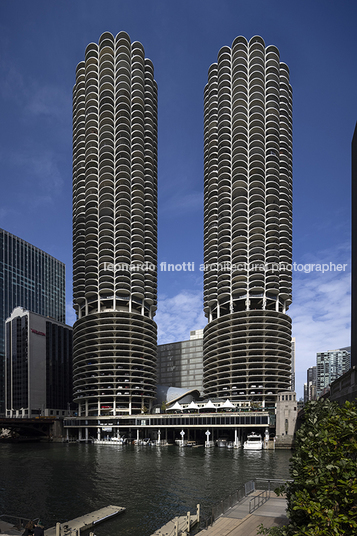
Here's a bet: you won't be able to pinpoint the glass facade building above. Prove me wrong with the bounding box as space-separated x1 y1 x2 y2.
0 228 65 414
157 330 204 394
316 347 351 397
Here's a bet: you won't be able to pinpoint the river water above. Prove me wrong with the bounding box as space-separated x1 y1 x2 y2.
0 443 291 536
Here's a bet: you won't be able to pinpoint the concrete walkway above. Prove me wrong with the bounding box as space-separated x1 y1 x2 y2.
195 492 288 536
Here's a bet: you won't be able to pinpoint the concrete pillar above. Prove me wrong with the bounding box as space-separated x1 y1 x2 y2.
97 427 101 440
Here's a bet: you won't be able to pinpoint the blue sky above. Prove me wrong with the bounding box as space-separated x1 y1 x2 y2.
0 0 356 398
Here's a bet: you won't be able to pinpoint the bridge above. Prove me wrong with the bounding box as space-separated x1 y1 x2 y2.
0 416 58 440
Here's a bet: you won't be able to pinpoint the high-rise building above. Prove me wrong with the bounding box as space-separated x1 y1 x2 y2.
305 365 317 402
291 337 296 392
72 32 158 416
316 347 351 397
157 329 204 393
5 307 73 418
0 228 65 414
351 123 357 369
203 36 293 407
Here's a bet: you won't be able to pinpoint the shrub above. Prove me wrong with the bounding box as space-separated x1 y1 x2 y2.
259 399 357 535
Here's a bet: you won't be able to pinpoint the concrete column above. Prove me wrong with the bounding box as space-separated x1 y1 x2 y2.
85 427 89 442
97 427 101 440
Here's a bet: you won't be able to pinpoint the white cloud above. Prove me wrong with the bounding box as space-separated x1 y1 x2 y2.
66 301 76 327
156 290 207 344
290 257 351 398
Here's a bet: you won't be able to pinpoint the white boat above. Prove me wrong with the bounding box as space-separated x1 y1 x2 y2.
243 432 263 450
94 436 127 445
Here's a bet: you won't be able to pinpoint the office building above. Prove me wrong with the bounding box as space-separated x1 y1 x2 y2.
316 347 351 396
0 228 65 414
352 124 357 368
291 337 296 391
304 365 317 402
203 36 293 406
157 330 204 394
72 32 158 416
5 307 72 418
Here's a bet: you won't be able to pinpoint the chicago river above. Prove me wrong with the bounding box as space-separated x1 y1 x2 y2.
0 443 291 536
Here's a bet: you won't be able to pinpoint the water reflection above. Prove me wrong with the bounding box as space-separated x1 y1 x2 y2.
0 444 291 536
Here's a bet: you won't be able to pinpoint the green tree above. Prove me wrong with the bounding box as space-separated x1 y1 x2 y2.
259 399 357 535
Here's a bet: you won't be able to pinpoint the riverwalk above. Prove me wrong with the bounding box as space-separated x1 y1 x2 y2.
195 490 288 536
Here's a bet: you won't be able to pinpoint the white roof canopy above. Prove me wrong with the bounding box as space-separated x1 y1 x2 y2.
167 401 183 410
204 400 217 409
222 399 235 408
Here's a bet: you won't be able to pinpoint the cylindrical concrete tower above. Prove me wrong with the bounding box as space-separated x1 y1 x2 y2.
72 31 158 416
203 36 293 407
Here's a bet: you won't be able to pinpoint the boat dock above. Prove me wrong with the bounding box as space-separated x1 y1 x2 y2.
195 490 288 536
44 506 125 536
151 505 200 536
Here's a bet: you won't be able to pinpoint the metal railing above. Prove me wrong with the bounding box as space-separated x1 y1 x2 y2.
200 480 255 529
249 488 270 513
199 478 293 530
254 478 293 492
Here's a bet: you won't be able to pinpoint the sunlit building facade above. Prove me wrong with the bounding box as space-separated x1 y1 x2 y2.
5 307 72 418
72 32 158 416
316 347 351 397
0 228 65 414
203 36 293 407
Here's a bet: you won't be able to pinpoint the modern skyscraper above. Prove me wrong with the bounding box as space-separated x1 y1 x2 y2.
203 36 293 407
72 32 158 416
351 123 357 369
0 228 65 414
305 365 317 402
316 347 351 397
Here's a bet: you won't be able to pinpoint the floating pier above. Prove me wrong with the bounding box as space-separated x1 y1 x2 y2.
151 505 200 536
45 506 125 536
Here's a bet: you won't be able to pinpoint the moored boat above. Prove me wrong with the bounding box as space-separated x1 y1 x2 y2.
243 432 263 450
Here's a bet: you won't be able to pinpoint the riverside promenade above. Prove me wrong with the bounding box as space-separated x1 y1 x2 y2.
195 490 288 536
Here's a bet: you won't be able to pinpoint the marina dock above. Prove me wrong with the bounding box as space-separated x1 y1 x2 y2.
44 506 125 536
151 505 200 536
